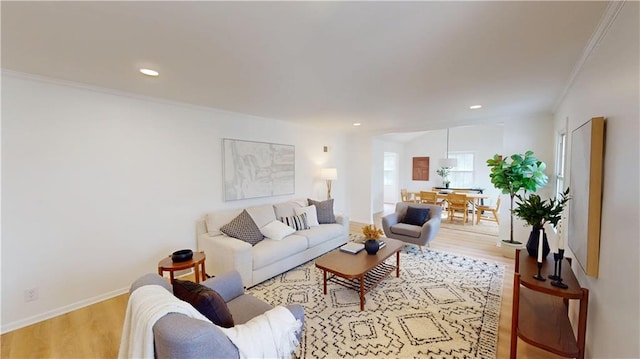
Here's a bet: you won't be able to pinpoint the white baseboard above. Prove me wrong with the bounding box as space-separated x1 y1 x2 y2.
1 269 199 334
1 286 129 334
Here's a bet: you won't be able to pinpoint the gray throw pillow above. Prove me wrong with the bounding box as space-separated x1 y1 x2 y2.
307 198 336 224
220 209 264 246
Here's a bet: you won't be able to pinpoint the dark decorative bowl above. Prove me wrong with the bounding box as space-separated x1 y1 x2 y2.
171 249 193 262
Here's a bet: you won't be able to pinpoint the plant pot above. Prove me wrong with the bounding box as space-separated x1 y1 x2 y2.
500 240 524 259
445 183 450 189
526 227 551 260
364 239 380 255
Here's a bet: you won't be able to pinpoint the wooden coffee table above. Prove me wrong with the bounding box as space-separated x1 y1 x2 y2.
315 238 404 310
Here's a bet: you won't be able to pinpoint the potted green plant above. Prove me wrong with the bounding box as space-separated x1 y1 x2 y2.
486 151 549 246
513 188 571 258
436 167 451 188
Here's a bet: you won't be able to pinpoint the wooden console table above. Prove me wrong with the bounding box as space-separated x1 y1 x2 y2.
510 249 589 358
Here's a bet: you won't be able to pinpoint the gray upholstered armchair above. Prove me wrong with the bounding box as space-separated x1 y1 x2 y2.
125 271 304 359
382 202 442 252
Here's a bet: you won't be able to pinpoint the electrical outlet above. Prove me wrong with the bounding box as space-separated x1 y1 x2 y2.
24 288 38 302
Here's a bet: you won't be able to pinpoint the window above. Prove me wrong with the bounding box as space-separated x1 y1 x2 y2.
448 152 474 188
555 133 567 197
383 152 397 186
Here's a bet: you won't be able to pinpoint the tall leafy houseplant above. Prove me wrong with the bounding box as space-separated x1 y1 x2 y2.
487 151 549 244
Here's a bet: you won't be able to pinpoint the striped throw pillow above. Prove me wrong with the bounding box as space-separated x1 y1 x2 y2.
280 213 310 231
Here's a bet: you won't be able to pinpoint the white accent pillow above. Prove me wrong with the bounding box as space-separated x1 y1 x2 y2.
246 204 277 229
295 205 319 227
260 220 296 240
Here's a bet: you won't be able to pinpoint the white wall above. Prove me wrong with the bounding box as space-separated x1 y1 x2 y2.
347 133 373 224
501 115 556 243
402 129 447 191
448 125 504 194
371 139 384 214
553 2 639 357
1 72 348 332
400 125 504 194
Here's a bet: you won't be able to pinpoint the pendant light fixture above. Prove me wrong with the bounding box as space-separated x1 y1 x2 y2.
439 128 458 168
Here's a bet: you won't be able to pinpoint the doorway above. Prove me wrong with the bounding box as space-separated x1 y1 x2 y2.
383 152 398 205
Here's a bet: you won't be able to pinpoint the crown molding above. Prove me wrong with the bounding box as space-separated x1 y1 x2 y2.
552 1 626 112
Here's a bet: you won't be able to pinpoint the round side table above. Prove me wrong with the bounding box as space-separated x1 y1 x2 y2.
158 251 207 284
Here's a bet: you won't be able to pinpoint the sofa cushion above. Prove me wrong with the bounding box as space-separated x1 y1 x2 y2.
402 206 430 226
390 223 422 238
172 279 235 328
226 294 274 325
273 199 306 219
220 210 264 246
252 234 308 270
260 220 295 240
296 223 344 248
280 213 310 231
294 205 320 227
308 198 336 224
246 204 277 229
206 208 243 236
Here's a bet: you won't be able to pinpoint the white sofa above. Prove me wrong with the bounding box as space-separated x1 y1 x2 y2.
197 199 349 287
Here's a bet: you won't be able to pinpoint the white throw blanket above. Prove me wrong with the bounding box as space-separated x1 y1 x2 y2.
118 284 302 359
220 305 301 359
118 284 210 359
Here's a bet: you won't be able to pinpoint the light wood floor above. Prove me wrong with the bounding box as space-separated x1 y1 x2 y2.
2 221 562 358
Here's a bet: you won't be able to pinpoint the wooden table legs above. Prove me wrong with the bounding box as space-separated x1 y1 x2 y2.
320 252 402 311
323 270 327 294
359 277 365 310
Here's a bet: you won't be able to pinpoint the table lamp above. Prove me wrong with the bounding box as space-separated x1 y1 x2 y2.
320 168 337 199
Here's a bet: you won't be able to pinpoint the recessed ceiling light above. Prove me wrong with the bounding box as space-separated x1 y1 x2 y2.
140 68 159 77
469 105 482 110
353 123 361 126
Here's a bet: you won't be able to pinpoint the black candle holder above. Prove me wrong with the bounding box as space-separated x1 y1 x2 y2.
551 249 569 289
548 252 562 281
532 261 546 281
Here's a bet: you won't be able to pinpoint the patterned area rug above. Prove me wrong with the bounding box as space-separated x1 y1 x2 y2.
248 243 504 358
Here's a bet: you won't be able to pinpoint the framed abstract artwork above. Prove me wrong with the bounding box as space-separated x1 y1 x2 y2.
223 139 295 201
412 157 430 181
568 117 605 277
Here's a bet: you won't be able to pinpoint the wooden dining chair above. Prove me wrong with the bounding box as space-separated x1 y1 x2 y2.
400 189 416 203
476 196 501 225
419 191 442 206
447 193 469 224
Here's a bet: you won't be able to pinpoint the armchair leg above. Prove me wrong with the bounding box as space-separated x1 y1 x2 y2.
419 245 423 253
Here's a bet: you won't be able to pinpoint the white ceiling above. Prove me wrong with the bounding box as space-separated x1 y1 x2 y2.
2 1 608 134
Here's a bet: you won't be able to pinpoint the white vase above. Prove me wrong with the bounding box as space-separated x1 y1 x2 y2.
500 240 524 259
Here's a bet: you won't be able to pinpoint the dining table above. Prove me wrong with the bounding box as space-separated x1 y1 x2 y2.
408 191 489 225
